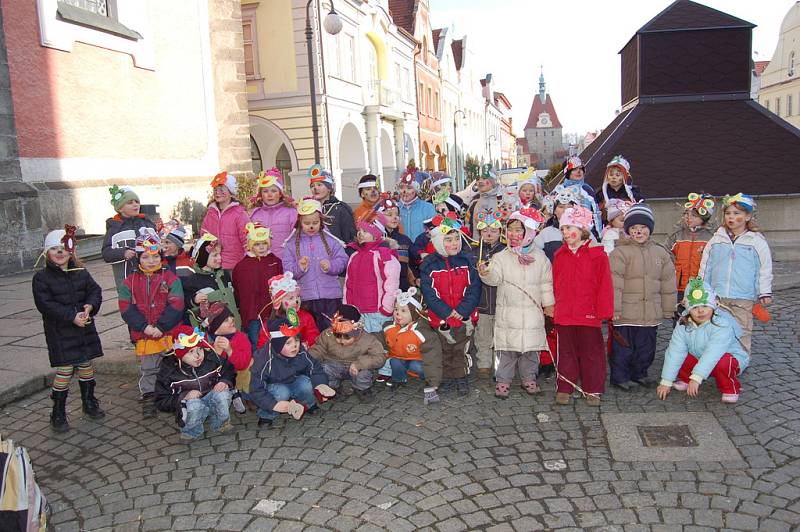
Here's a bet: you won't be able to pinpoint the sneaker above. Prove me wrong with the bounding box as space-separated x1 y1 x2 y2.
231 391 246 414
673 380 689 391
721 393 739 404
555 392 570 405
423 387 440 405
216 420 235 433
375 374 390 383
585 394 601 407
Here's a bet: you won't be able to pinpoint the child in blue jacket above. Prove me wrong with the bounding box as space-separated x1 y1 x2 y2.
657 278 749 404
249 317 335 427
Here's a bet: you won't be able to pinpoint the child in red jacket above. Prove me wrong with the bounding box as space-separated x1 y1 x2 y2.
258 272 320 349
552 206 613 407
232 222 283 348
202 302 253 404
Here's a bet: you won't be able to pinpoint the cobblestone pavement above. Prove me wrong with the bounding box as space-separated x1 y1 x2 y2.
3 289 800 531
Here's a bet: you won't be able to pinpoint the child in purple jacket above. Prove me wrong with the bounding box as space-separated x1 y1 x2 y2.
282 198 348 331
249 167 298 260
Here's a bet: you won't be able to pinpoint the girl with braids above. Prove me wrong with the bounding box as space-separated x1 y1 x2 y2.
282 198 349 331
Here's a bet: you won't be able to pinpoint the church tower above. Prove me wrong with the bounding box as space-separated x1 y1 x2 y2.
523 68 564 168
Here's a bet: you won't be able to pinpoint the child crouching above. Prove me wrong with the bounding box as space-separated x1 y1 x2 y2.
657 278 749 403
250 318 335 427
155 326 235 440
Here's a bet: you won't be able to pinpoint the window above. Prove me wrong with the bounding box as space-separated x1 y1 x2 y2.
427 87 432 116
789 51 796 77
434 91 439 118
418 82 424 112
403 68 412 102
765 99 770 111
242 18 256 79
56 0 141 40
776 97 781 116
343 34 356 82
789 94 794 116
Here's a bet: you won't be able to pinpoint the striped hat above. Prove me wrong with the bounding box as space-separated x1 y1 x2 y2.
623 203 655 234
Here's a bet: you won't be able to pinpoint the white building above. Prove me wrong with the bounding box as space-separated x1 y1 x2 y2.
756 2 800 130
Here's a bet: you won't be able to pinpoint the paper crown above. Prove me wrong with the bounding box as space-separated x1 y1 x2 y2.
244 222 271 244
606 155 630 176
684 193 715 218
395 287 422 310
565 156 584 173
135 229 161 255
173 326 210 357
377 194 400 212
684 277 717 311
297 197 323 216
559 205 594 230
475 208 507 230
430 212 463 235
510 207 545 230
308 164 333 185
722 193 755 213
257 167 284 191
269 322 302 339
190 233 219 260
398 164 428 189
330 307 364 337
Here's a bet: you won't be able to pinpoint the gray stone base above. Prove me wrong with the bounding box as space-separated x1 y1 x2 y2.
602 412 741 462
0 181 44 274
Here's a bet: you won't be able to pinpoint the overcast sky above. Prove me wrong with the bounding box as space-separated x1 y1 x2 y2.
430 0 792 137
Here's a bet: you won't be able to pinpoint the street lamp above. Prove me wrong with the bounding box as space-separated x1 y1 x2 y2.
453 109 465 190
306 0 342 164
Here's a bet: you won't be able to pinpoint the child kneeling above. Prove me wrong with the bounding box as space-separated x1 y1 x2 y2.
155 326 235 440
250 317 335 427
657 278 749 403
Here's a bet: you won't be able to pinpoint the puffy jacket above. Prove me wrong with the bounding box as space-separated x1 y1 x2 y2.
163 251 194 279
282 229 348 301
380 318 442 362
552 241 613 328
354 200 379 223
699 228 773 300
207 331 252 372
309 329 386 370
32 261 103 367
249 346 328 411
534 224 563 263
471 241 506 315
480 247 555 352
660 308 749 385
232 254 283 325
249 203 298 259
419 251 481 328
154 350 236 413
609 238 676 326
201 201 250 269
386 228 414 290
118 268 184 343
344 240 400 315
399 197 436 241
102 214 157 287
321 196 357 244
664 225 714 292
182 266 240 328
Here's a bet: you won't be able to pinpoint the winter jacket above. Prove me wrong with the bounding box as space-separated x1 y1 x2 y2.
154 350 236 414
471 241 506 315
660 308 749 385
282 229 348 301
664 224 714 292
609 238 676 326
399 197 436 241
387 228 414 290
409 231 431 279
249 346 328 411
552 241 614 328
208 331 252 372
249 203 298 259
480 247 555 352
594 183 644 215
256 308 320 349
699 228 773 301
32 262 103 367
380 319 441 362
200 201 250 269
118 268 184 344
182 266 240 328
354 200 379 223
344 240 401 315
419 251 481 329
102 214 157 288
163 251 194 279
232 254 283 325
309 329 386 370
321 196 357 245
534 224 563 263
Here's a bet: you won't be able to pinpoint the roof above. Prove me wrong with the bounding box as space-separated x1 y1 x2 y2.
637 0 754 34
432 28 442 51
524 93 563 130
754 60 770 76
516 138 529 152
451 38 463 70
578 100 800 198
388 0 416 34
494 91 512 110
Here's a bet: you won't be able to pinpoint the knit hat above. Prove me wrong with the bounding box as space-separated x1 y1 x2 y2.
296 197 323 216
605 155 630 178
356 212 388 240
210 171 238 195
268 317 302 354
244 221 271 251
308 164 335 189
684 193 715 221
330 304 364 337
160 219 186 248
606 198 634 222
429 213 463 256
722 193 756 214
269 272 299 309
563 156 584 179
623 203 655 234
559 205 594 230
507 207 545 248
601 155 637 204
172 326 211 359
204 301 233 335
257 167 284 192
357 174 379 191
683 277 717 312
191 233 220 268
108 185 139 212
44 224 77 253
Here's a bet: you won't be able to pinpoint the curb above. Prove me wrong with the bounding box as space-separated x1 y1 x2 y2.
0 374 53 408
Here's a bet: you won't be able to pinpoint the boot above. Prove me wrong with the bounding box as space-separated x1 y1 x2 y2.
141 393 157 418
50 390 69 432
79 380 105 419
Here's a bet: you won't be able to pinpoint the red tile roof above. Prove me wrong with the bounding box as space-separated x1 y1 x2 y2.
516 138 529 152
494 91 512 110
524 93 563 130
637 0 754 34
754 61 770 76
388 0 416 34
451 38 464 70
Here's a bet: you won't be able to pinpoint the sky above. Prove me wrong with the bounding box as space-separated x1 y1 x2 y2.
430 0 793 138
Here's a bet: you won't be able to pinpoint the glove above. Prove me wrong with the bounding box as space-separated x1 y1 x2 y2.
313 384 336 403
231 390 246 414
287 400 307 420
175 400 188 428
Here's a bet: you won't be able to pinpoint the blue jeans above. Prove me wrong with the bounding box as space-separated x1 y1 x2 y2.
389 358 424 383
246 320 261 352
256 375 316 421
182 389 232 438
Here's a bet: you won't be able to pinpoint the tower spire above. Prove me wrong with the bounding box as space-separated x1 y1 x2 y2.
538 66 546 104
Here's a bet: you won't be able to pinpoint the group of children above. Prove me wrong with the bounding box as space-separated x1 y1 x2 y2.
32 155 772 439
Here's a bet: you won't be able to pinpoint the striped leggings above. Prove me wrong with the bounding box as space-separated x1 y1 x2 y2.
52 362 95 392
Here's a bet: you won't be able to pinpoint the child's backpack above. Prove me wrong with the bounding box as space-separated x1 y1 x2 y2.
0 436 48 531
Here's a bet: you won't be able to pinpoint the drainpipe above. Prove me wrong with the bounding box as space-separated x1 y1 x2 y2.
413 42 423 168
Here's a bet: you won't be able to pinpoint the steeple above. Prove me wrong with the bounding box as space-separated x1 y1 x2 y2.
538 66 546 103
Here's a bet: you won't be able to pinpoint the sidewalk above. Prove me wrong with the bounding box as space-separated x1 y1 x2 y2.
2 257 799 407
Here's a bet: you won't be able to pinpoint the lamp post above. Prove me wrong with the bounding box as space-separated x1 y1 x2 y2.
306 0 342 164
453 109 465 190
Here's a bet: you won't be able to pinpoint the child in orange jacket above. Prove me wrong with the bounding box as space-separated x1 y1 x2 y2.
664 193 716 302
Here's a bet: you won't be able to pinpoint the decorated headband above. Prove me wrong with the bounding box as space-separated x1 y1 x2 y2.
210 171 229 189
395 287 422 311
377 195 399 212
480 164 496 179
244 221 271 242
257 168 284 191
308 164 325 183
190 233 219 259
684 193 715 217
269 272 299 308
330 311 364 337
722 193 755 213
683 277 717 312
269 322 302 339
475 209 507 230
173 327 211 352
357 178 379 190
297 197 323 216
135 231 161 255
430 212 463 235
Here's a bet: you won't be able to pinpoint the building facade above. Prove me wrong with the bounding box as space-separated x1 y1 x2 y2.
522 70 565 169
756 2 800 129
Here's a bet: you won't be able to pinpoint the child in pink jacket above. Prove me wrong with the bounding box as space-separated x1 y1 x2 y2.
344 212 401 333
249 167 298 260
201 171 250 270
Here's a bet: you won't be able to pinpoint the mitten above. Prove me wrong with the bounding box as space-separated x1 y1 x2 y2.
176 400 188 428
287 400 308 420
313 384 336 403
